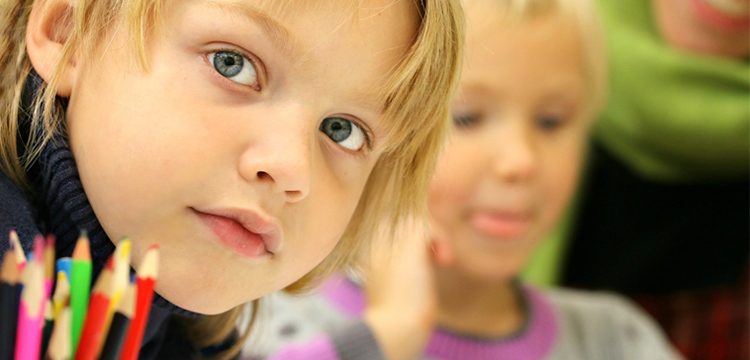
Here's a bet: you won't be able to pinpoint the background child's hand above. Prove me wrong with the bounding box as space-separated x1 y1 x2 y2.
362 215 439 360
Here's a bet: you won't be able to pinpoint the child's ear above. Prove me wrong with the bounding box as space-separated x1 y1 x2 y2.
25 0 77 97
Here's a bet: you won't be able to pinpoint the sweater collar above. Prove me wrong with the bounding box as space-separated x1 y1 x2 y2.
321 275 558 359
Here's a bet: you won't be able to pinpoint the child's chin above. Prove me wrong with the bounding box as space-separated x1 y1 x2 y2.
154 279 249 315
457 259 522 283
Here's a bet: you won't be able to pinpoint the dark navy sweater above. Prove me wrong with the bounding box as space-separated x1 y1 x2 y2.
0 71 208 358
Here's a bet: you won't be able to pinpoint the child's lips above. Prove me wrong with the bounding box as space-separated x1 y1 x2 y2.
191 207 281 258
693 0 750 32
704 0 750 16
469 210 531 239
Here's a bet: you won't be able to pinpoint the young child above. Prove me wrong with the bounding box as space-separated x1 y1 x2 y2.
245 0 684 359
0 0 464 358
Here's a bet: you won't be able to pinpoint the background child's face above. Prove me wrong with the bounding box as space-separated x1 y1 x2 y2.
429 6 589 281
652 0 749 58
64 0 418 314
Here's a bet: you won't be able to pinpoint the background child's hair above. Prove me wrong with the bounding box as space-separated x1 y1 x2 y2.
0 0 464 358
496 0 607 118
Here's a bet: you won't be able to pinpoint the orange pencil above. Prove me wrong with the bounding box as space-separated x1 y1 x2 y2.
75 260 115 360
8 230 25 270
119 245 159 360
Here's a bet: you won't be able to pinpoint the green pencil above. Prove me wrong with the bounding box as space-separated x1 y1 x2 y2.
71 231 92 356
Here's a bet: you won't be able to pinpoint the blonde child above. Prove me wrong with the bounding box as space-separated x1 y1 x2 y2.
0 0 464 358
245 0 683 359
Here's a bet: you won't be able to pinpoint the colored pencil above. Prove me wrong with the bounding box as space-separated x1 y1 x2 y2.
33 234 44 263
44 235 56 297
47 306 71 360
70 232 92 356
119 245 159 360
56 257 72 282
75 261 114 360
99 282 135 360
0 251 20 360
52 271 70 320
8 230 25 270
14 259 44 360
40 299 54 357
103 239 131 335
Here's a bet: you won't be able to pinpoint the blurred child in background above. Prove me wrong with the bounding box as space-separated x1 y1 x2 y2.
244 0 682 359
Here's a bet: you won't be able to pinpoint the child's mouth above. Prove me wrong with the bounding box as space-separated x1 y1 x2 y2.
191 207 281 258
469 210 531 239
693 0 750 32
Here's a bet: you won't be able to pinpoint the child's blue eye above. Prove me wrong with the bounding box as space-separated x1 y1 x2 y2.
319 117 367 151
208 50 258 87
453 113 481 129
537 114 564 131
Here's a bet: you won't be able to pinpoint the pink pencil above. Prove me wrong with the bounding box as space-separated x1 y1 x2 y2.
14 259 44 360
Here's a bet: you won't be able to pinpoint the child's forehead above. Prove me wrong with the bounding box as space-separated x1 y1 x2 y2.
191 0 417 68
163 0 418 117
201 0 392 23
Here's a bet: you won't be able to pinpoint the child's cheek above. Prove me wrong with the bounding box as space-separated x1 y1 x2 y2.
538 155 581 233
429 174 470 231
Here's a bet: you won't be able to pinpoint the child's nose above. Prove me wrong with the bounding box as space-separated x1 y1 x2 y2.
237 111 312 203
492 123 537 183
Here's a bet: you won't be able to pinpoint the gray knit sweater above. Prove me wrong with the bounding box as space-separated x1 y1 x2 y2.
243 276 683 360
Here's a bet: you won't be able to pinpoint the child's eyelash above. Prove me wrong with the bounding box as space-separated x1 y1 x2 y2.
453 113 481 128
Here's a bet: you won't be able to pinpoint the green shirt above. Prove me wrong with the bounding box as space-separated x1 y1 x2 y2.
594 0 749 182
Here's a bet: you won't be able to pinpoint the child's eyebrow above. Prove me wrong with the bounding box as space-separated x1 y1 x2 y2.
206 1 299 59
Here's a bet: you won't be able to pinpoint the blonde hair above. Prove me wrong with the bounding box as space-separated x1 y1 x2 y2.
488 0 607 118
0 0 464 358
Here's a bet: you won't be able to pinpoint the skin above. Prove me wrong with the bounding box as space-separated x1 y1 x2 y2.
652 0 750 58
26 0 419 314
364 5 592 358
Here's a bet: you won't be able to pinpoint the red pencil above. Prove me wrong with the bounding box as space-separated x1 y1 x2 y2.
119 245 159 360
75 259 115 360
